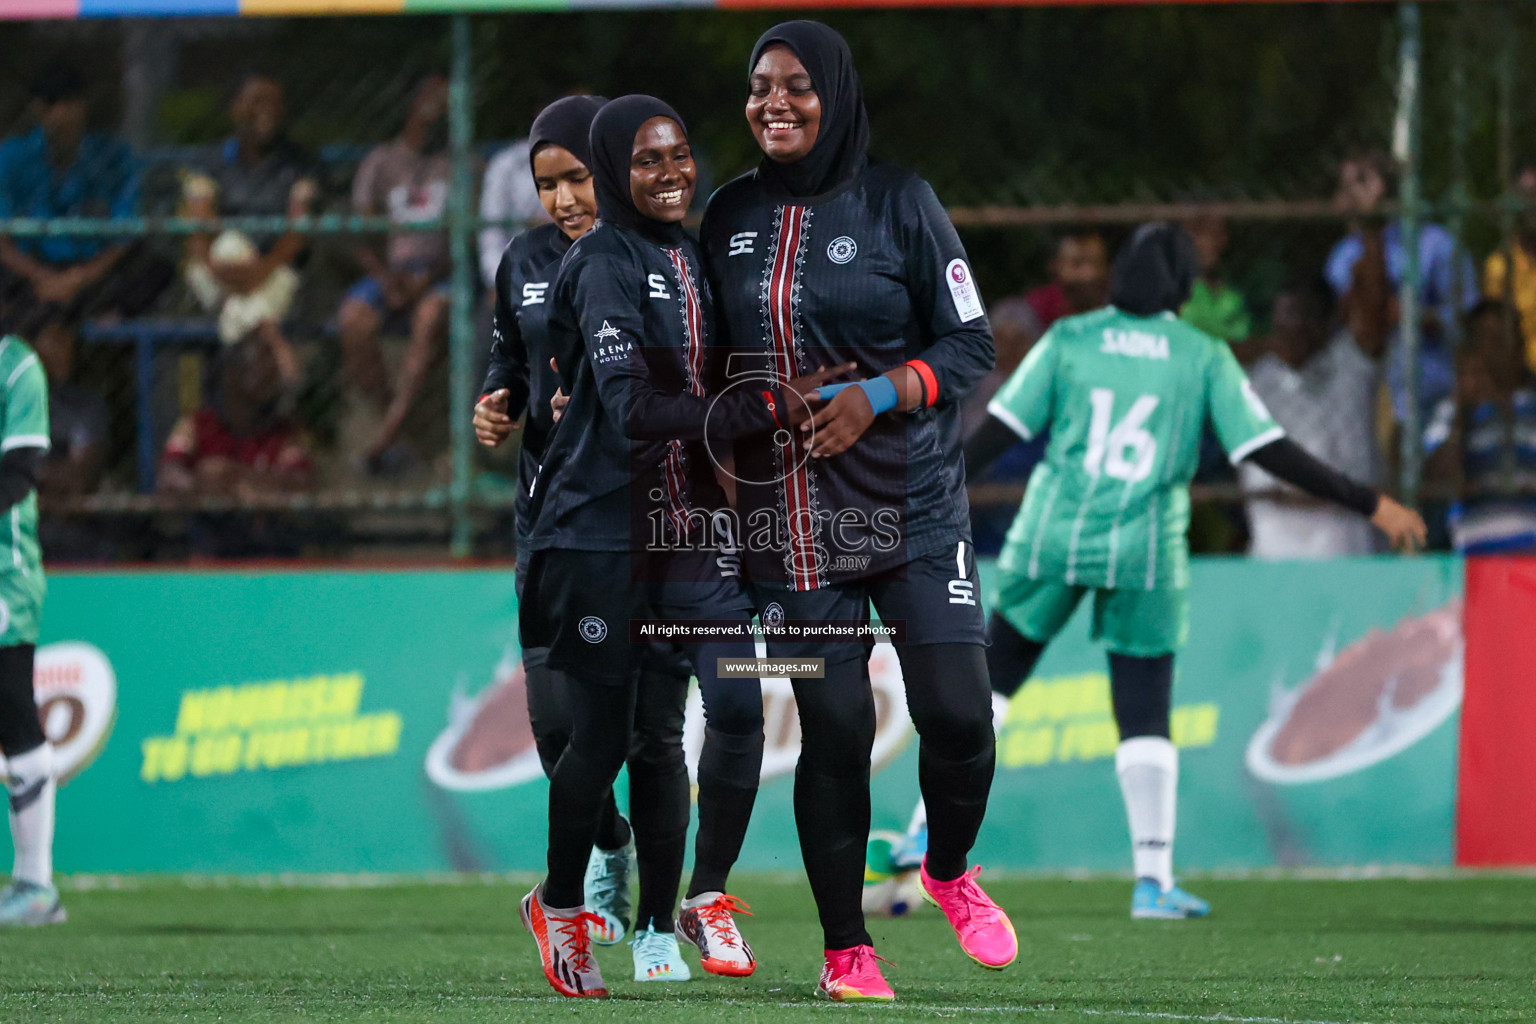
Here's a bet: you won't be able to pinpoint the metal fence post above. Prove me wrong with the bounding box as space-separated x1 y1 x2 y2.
448 12 476 558
1395 0 1424 507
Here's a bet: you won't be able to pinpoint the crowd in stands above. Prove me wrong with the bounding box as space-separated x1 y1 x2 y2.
967 148 1536 559
2 59 1534 561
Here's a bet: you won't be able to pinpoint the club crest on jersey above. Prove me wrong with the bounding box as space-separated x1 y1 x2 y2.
762 602 786 630
522 282 548 306
579 616 608 643
648 273 672 299
1101 328 1170 360
728 231 758 257
826 236 858 264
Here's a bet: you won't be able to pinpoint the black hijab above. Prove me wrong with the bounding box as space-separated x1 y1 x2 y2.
749 20 870 199
588 94 689 245
1110 223 1199 316
528 94 607 178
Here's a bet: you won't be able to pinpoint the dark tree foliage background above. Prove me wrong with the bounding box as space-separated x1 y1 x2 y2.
1 2 1533 306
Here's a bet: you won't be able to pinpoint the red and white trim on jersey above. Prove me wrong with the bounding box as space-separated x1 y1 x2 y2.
764 204 823 591
661 248 709 541
668 248 708 399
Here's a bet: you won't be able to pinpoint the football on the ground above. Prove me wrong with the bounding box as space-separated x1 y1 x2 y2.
863 831 924 917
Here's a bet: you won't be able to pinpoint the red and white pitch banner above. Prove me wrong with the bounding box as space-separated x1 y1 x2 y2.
1455 557 1536 866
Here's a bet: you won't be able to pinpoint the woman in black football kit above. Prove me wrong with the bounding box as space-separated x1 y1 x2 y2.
699 21 1015 997
475 95 700 962
517 95 846 998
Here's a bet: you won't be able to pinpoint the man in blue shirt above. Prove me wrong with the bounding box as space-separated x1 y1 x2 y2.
1325 149 1477 425
0 63 171 339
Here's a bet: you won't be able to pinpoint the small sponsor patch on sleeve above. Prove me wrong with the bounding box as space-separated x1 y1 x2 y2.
945 259 985 323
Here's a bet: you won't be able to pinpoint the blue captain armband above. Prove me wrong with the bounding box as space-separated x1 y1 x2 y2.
813 376 899 415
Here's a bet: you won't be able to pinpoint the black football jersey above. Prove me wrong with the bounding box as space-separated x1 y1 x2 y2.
525 221 783 554
483 223 569 543
699 160 995 590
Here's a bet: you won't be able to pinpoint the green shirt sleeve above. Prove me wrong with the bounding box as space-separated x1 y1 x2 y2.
1206 341 1282 463
986 332 1059 441
1 348 50 454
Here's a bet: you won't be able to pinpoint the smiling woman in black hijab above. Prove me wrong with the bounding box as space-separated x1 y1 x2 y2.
747 20 869 198
699 20 1014 1001
515 95 846 1000
475 91 713 992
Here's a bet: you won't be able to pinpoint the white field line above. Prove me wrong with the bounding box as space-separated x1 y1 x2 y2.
57 867 1536 892
25 990 1427 1023
432 994 1419 1024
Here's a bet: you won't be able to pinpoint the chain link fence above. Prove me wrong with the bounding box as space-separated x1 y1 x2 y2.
0 2 1532 563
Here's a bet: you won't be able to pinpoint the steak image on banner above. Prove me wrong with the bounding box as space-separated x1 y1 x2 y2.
424 646 544 792
1246 602 1462 785
31 641 117 784
684 643 911 783
426 642 912 792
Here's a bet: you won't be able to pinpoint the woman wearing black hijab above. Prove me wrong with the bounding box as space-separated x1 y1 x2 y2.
700 21 1013 1000
518 95 846 999
968 223 1426 920
476 94 704 980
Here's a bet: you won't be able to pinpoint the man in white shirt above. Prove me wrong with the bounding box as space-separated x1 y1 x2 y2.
477 139 545 289
1241 277 1386 559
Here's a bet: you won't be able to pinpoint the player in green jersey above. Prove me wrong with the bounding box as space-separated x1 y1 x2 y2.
0 334 62 927
875 225 1425 919
988 225 1423 916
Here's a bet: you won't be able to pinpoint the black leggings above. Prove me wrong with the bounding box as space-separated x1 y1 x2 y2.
790 642 994 950
987 611 1174 739
543 639 762 913
527 657 689 930
0 645 43 756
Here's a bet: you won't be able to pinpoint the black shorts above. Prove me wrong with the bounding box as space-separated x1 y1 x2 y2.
517 541 693 677
520 546 753 682
755 539 986 664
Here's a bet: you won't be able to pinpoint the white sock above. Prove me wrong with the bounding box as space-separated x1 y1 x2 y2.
6 743 56 889
1115 736 1176 891
681 891 721 911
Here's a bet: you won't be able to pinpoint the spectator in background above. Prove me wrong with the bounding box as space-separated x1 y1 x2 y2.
336 74 454 470
0 62 172 340
34 326 106 500
34 324 112 563
1240 276 1386 559
478 137 546 291
159 331 312 558
1482 159 1536 375
1180 213 1251 347
1424 300 1536 554
182 73 315 375
964 297 1048 555
1020 228 1110 341
1326 149 1476 425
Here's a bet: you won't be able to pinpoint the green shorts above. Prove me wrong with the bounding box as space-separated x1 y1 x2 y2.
0 573 45 647
995 573 1187 657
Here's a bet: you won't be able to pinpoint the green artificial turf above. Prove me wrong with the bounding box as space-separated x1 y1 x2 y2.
0 875 1532 1023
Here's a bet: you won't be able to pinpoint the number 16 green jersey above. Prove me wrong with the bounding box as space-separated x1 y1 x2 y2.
989 307 1281 592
